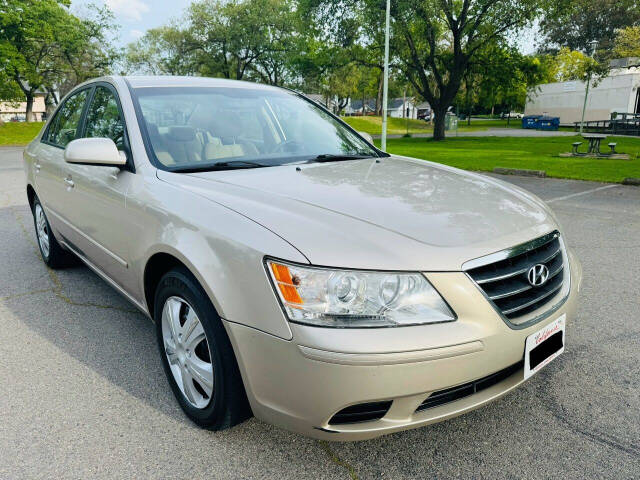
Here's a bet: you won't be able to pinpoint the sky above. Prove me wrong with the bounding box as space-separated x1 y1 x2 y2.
72 0 538 54
72 0 192 47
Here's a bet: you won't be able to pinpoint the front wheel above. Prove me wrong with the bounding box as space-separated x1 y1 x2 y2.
154 267 251 429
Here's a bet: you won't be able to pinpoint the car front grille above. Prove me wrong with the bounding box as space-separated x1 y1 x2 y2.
465 231 566 323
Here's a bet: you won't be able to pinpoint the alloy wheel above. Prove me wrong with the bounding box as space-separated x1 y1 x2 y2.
161 296 214 409
35 204 50 259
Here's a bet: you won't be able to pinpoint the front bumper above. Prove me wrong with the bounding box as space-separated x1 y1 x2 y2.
224 250 582 441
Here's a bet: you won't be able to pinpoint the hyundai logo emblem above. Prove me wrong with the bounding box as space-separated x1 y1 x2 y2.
527 264 550 287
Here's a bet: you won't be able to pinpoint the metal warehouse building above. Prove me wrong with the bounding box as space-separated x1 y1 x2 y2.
525 58 640 125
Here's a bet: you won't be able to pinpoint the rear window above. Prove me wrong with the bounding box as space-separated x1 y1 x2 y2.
46 89 89 147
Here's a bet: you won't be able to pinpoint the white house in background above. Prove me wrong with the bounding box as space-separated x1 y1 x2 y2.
303 93 338 112
0 92 47 122
344 97 419 118
525 58 640 124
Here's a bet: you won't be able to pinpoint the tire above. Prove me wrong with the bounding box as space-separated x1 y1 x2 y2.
154 267 251 430
32 196 75 269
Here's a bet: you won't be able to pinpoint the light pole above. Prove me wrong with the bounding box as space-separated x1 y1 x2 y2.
381 0 391 151
579 40 598 134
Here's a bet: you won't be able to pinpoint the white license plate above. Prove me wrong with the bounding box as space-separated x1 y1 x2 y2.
524 314 565 380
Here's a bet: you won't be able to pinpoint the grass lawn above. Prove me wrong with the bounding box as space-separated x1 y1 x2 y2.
342 116 432 135
0 122 44 146
342 116 522 135
377 135 640 183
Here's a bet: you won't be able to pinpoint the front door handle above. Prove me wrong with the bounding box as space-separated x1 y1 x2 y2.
64 176 75 189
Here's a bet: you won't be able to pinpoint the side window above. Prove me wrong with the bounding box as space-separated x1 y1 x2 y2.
46 89 89 147
84 86 125 149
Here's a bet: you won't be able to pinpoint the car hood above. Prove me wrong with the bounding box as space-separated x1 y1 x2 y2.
157 156 558 270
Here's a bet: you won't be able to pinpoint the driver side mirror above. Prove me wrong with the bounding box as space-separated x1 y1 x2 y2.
358 131 374 145
64 138 127 167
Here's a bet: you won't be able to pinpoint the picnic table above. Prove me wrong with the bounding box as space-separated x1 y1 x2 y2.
582 133 607 154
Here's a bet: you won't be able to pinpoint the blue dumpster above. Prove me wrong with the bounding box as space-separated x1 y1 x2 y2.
522 115 541 129
537 115 560 131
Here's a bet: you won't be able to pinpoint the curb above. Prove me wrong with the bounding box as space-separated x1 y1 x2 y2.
622 178 640 186
493 167 546 178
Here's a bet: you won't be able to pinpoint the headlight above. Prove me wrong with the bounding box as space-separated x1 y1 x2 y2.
266 260 456 328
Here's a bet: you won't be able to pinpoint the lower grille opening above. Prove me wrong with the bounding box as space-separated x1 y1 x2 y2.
329 400 393 425
416 361 523 412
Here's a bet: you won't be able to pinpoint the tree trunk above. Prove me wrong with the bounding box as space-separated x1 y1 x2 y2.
433 107 447 141
25 92 35 123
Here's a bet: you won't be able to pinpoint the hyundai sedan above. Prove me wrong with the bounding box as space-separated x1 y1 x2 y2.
23 76 581 440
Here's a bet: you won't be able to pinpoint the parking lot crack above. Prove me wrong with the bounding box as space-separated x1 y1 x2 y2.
319 441 359 480
10 207 138 314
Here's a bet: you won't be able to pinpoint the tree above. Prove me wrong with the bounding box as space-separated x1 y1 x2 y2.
0 0 118 121
549 47 593 81
126 26 194 75
185 0 300 84
539 0 640 53
612 26 640 59
455 44 551 124
304 0 547 140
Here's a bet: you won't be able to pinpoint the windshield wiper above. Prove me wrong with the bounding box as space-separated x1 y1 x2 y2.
176 160 270 173
307 153 375 163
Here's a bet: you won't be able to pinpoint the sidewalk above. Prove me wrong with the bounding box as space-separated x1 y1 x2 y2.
372 128 576 139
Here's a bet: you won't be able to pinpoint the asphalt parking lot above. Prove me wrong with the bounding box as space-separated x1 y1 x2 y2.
1 146 639 479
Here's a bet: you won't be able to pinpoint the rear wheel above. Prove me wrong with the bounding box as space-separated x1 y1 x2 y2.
32 196 74 268
154 267 251 429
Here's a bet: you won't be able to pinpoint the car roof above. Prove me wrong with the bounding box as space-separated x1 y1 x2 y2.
117 75 284 91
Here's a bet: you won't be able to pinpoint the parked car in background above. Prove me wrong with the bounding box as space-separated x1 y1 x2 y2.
24 76 581 440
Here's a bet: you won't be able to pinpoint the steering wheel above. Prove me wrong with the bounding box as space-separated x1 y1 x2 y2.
271 140 305 154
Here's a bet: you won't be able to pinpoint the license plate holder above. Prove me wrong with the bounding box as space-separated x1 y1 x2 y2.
524 314 565 380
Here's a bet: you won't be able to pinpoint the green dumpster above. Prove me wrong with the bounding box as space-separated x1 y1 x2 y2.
445 113 458 131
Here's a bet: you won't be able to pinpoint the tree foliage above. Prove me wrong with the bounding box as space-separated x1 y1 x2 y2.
0 0 118 120
539 0 640 53
125 0 303 86
612 26 640 59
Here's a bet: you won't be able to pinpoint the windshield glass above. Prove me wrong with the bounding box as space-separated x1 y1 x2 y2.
132 86 379 171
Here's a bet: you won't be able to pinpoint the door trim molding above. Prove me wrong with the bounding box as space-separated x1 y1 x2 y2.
47 208 128 268
60 239 149 317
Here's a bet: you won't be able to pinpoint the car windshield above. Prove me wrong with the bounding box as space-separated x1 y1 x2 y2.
132 86 380 171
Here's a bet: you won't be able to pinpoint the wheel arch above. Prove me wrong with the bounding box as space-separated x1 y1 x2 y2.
144 251 207 319
26 184 36 211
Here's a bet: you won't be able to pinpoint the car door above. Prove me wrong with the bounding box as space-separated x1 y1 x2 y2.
60 83 137 292
35 88 91 239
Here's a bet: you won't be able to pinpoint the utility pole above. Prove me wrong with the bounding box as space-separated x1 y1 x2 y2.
579 40 598 134
381 0 390 151
403 86 408 136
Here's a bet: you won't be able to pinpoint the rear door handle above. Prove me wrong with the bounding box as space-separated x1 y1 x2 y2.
64 176 75 189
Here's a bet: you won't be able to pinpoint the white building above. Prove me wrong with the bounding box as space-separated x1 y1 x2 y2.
0 93 47 122
525 58 640 125
344 98 419 118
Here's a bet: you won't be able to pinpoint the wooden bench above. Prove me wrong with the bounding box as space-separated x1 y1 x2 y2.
608 142 617 154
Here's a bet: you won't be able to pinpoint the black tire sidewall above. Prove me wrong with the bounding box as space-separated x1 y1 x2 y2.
154 268 232 428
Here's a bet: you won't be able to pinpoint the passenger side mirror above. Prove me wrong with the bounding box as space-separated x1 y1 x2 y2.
358 131 374 145
64 138 127 167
